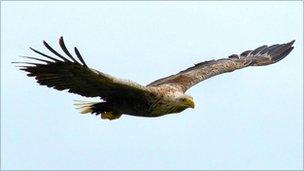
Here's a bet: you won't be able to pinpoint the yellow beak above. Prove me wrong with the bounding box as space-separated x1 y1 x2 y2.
185 98 195 109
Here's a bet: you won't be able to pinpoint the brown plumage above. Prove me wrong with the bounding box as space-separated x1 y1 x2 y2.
14 37 295 120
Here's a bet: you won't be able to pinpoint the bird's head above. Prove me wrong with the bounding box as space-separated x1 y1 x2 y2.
176 94 195 109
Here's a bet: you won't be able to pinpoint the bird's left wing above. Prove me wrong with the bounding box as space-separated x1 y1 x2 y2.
148 40 295 92
14 37 152 101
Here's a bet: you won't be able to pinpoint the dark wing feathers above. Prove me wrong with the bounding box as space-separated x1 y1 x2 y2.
16 38 294 99
240 50 252 57
19 55 52 63
250 45 267 55
74 47 88 68
29 47 60 62
15 37 151 100
147 40 295 92
43 40 70 62
58 37 80 64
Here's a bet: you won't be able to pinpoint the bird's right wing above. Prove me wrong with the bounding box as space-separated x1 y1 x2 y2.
14 37 152 101
148 40 295 92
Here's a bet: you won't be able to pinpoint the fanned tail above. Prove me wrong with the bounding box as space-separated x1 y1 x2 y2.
74 100 97 114
73 100 122 120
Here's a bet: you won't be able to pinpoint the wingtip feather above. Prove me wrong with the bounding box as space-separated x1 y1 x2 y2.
289 40 295 45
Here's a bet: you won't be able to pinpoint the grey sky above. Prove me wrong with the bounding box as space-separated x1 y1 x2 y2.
1 1 303 170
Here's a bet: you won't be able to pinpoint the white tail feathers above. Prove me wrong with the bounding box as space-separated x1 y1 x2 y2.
73 100 122 120
74 100 97 114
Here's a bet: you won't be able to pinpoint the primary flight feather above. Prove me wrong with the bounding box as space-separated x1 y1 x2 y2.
15 37 295 120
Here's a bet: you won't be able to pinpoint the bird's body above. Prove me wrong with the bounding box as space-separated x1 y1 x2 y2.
75 84 192 119
15 37 295 120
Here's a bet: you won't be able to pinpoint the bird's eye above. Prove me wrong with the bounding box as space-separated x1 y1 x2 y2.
182 98 186 101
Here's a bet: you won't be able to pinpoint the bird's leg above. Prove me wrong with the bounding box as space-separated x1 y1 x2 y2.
101 112 122 120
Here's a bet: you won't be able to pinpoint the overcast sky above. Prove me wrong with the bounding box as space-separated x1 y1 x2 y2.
1 1 303 170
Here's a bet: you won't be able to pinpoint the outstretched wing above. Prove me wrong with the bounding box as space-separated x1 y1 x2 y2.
148 40 295 92
14 37 151 100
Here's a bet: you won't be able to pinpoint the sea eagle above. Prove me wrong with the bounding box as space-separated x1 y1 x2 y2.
15 37 295 120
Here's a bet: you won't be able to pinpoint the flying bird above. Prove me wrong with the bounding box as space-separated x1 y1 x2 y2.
15 37 295 120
